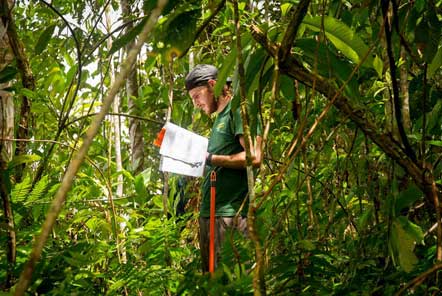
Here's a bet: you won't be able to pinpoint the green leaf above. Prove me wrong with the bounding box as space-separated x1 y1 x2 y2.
11 177 32 204
0 66 18 84
109 18 148 56
395 185 423 214
415 0 425 13
26 175 50 205
419 11 441 63
389 217 423 273
19 88 37 99
134 169 151 201
281 3 293 17
398 216 424 243
143 0 179 15
373 55 383 78
427 140 442 147
280 74 295 100
302 16 373 67
245 47 267 99
134 175 147 197
298 240 316 251
35 24 56 55
295 38 360 97
108 279 126 293
426 99 442 132
214 48 237 98
7 154 41 170
428 46 442 79
162 8 200 59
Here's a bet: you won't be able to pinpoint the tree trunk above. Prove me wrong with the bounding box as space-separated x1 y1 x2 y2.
0 2 17 288
0 92 16 290
121 0 144 174
106 7 126 264
1 0 35 182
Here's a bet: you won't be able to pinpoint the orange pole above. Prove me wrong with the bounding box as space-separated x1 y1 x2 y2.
209 170 216 274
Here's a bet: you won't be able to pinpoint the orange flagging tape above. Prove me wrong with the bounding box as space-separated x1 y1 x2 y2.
153 127 166 147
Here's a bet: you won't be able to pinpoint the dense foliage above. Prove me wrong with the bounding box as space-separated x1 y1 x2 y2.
1 0 442 295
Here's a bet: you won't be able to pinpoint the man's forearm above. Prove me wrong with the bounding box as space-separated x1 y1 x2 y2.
210 151 247 169
210 151 260 169
208 136 262 169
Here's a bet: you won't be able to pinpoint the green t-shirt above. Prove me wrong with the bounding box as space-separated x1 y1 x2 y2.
200 101 257 217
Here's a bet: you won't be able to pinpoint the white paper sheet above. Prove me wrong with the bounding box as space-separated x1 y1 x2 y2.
159 122 208 177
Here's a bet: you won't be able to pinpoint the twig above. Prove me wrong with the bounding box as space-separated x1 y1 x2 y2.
66 112 164 127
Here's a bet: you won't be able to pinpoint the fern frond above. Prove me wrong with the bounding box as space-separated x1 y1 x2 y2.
26 175 50 205
11 177 32 204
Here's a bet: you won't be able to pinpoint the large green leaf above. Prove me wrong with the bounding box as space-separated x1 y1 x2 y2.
428 46 442 79
245 47 267 99
7 154 41 170
214 48 237 98
35 24 56 55
302 16 373 68
0 66 18 84
143 0 179 15
415 10 442 63
161 7 200 60
389 216 423 273
395 185 423 215
295 38 360 98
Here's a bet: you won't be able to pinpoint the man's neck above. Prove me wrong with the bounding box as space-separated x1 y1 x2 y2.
216 94 231 113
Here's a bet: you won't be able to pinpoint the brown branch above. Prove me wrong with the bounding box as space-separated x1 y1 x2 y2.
13 1 167 294
279 0 311 62
395 263 442 295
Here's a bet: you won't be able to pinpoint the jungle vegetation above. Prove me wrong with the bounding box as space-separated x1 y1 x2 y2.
1 0 442 295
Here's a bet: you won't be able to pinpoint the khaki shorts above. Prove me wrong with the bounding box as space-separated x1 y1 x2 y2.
199 216 247 272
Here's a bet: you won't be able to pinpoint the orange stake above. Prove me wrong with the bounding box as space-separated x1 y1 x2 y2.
209 170 216 274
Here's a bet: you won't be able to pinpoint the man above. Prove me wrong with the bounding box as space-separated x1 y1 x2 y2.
185 64 262 272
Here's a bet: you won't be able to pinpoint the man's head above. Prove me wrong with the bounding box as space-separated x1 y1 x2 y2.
185 64 218 115
185 64 218 91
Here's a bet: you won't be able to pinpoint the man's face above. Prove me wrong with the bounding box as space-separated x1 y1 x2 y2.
189 84 216 115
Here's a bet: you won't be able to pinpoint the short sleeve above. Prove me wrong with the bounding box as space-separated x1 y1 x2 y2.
232 107 263 137
232 107 243 136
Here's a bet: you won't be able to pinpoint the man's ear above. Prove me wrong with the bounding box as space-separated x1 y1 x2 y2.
208 79 216 88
